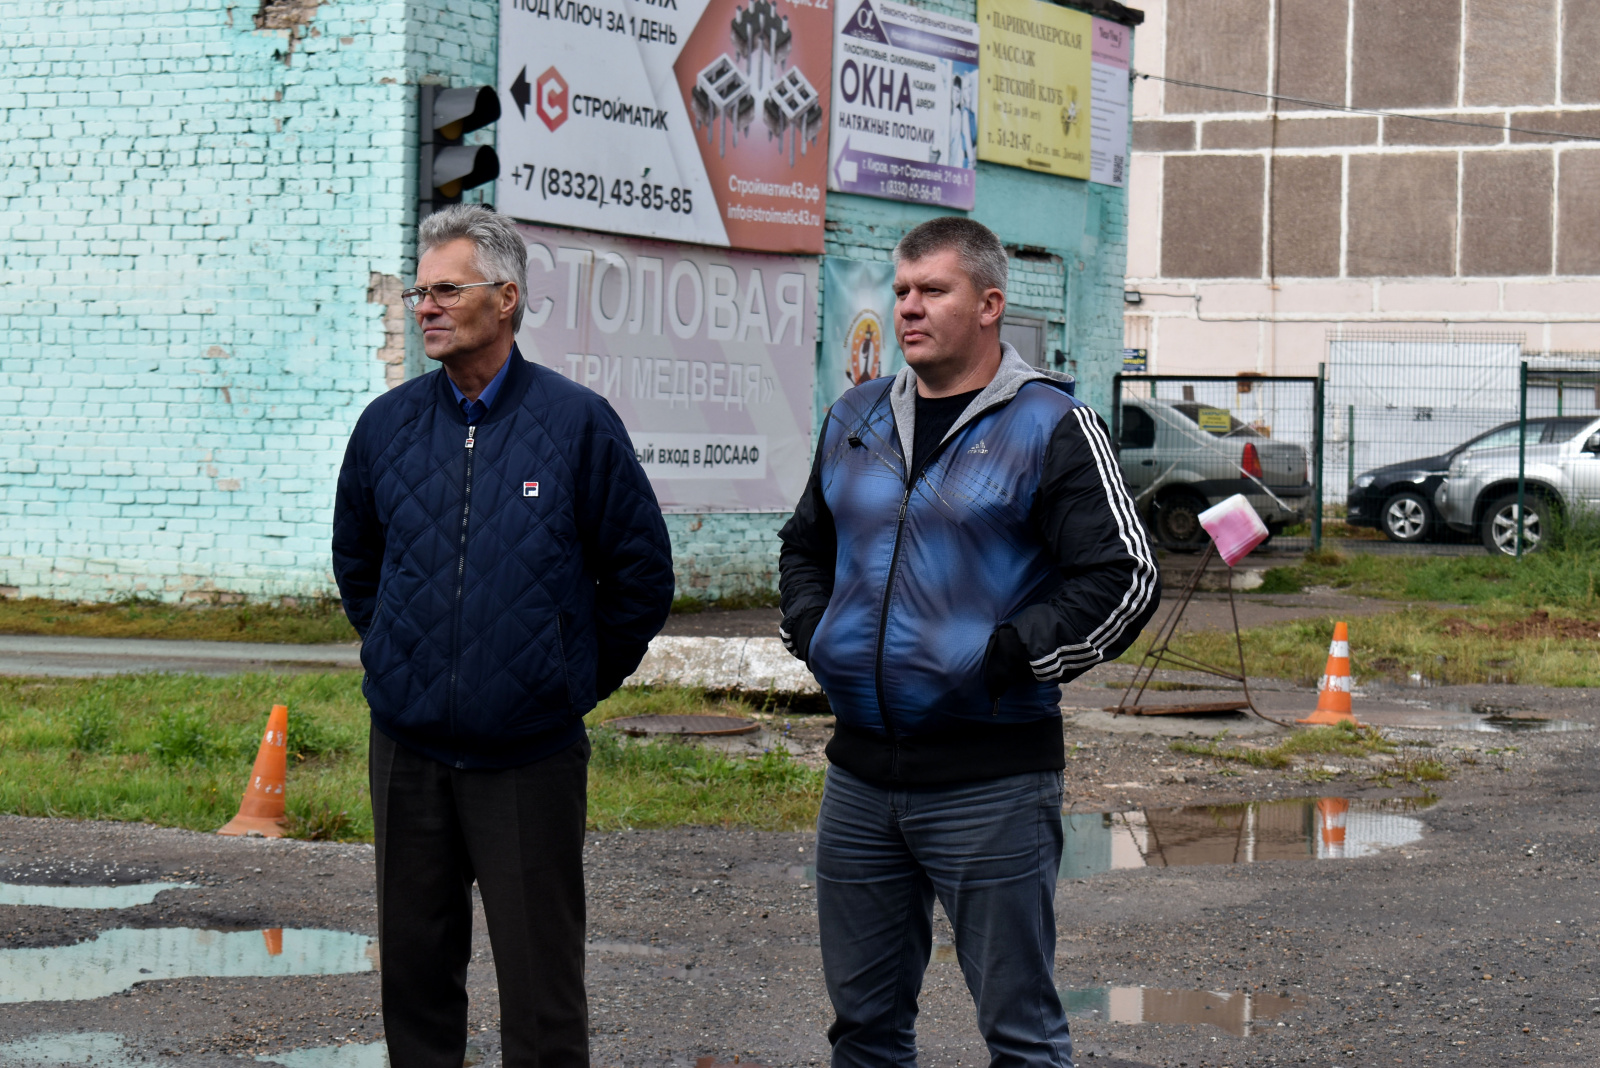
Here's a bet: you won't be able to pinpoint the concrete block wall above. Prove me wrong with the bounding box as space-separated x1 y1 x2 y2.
0 0 495 602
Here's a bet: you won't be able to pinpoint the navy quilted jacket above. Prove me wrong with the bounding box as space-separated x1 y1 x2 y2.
332 349 674 769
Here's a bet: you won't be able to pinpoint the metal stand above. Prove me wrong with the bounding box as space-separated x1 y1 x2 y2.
1109 542 1292 727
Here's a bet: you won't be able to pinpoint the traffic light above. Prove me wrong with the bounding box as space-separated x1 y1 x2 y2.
419 85 501 219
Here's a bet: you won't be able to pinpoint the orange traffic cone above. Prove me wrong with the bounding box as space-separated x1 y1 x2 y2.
1298 622 1360 725
218 704 288 837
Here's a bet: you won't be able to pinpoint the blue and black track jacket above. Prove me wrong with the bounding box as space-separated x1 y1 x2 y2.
778 347 1160 784
333 349 675 770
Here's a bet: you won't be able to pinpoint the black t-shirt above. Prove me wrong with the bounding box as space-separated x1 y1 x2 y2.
911 388 983 478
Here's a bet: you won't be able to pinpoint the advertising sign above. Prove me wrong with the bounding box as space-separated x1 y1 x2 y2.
818 257 904 432
514 223 817 511
976 0 1093 179
828 0 979 210
497 0 833 254
1089 17 1130 187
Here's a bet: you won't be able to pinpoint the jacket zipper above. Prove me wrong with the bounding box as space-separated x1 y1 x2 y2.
447 423 477 751
872 397 1018 773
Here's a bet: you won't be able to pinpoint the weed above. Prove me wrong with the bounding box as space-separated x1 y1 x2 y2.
288 710 361 761
1171 722 1393 770
1170 738 1293 769
149 708 239 766
1256 568 1304 594
65 695 117 753
285 800 355 841
0 595 356 644
669 589 781 614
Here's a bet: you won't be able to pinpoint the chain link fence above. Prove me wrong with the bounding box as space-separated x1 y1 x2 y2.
1112 374 1323 554
1327 333 1600 551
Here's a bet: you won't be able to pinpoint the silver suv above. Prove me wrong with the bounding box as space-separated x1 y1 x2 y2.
1117 397 1310 548
1435 417 1600 554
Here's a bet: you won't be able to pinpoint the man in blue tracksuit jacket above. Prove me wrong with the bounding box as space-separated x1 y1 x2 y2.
332 206 674 1068
779 217 1159 1068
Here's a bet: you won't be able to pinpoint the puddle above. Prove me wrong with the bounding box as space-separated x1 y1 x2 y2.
0 927 376 1002
1361 706 1595 733
1060 797 1431 878
0 881 195 909
587 941 666 956
1061 985 1304 1037
1478 716 1590 733
260 1042 394 1068
0 1032 142 1067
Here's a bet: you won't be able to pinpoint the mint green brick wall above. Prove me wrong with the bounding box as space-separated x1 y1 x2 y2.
0 0 496 602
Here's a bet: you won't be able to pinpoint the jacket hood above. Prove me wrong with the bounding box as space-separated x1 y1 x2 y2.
887 344 1075 464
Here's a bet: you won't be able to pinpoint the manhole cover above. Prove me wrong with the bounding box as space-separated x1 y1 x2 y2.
606 715 759 737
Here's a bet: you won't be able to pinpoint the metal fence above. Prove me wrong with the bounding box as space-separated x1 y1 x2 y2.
1327 333 1600 550
1325 331 1527 507
1484 357 1600 557
1112 373 1323 554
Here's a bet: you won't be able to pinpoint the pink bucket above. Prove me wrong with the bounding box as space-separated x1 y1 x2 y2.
1198 494 1269 566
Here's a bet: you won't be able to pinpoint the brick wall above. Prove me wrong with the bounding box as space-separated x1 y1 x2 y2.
0 0 496 601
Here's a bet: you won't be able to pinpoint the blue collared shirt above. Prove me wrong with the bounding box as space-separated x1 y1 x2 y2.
447 355 511 424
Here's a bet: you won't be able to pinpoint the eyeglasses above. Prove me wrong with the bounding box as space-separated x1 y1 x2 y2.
401 281 507 311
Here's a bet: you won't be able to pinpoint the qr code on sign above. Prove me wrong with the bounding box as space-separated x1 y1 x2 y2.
1112 155 1125 184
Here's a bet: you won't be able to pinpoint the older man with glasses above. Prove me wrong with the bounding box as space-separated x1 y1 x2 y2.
333 204 675 1068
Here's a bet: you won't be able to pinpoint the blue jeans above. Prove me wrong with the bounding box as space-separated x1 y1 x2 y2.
816 765 1073 1068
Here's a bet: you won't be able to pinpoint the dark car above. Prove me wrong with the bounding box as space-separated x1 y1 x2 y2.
1347 418 1594 542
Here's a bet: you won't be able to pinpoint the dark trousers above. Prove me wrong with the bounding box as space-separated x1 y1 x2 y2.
369 727 590 1068
816 766 1073 1068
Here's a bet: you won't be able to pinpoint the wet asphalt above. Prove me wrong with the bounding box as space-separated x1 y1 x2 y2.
1 669 1598 1067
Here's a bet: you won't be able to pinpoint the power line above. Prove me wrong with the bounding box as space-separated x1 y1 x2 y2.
1132 72 1600 145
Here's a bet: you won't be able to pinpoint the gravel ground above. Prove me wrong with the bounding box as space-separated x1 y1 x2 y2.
2 669 1598 1067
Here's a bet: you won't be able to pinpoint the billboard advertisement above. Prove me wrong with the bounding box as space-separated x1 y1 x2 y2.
513 223 817 512
827 0 980 210
975 0 1092 179
497 0 833 254
1089 17 1130 187
817 257 904 433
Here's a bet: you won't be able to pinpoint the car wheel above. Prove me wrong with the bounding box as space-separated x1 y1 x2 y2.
1382 491 1431 543
1154 490 1209 552
1480 494 1545 556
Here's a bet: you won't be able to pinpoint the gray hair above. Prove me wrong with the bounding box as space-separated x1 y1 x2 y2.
893 216 1008 295
418 204 529 331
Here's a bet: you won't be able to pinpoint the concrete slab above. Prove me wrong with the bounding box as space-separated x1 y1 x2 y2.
623 636 820 693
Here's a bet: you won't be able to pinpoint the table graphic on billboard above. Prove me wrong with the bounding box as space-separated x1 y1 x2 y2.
514 223 817 511
498 0 832 254
827 0 979 209
1089 17 1129 187
817 257 903 433
976 0 1092 179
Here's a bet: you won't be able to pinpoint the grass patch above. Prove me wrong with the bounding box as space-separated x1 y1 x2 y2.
0 595 358 644
1123 604 1600 687
670 589 781 614
0 676 822 840
1171 722 1396 770
1263 510 1600 610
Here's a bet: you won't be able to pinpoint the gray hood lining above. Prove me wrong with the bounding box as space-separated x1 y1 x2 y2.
888 343 1074 467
